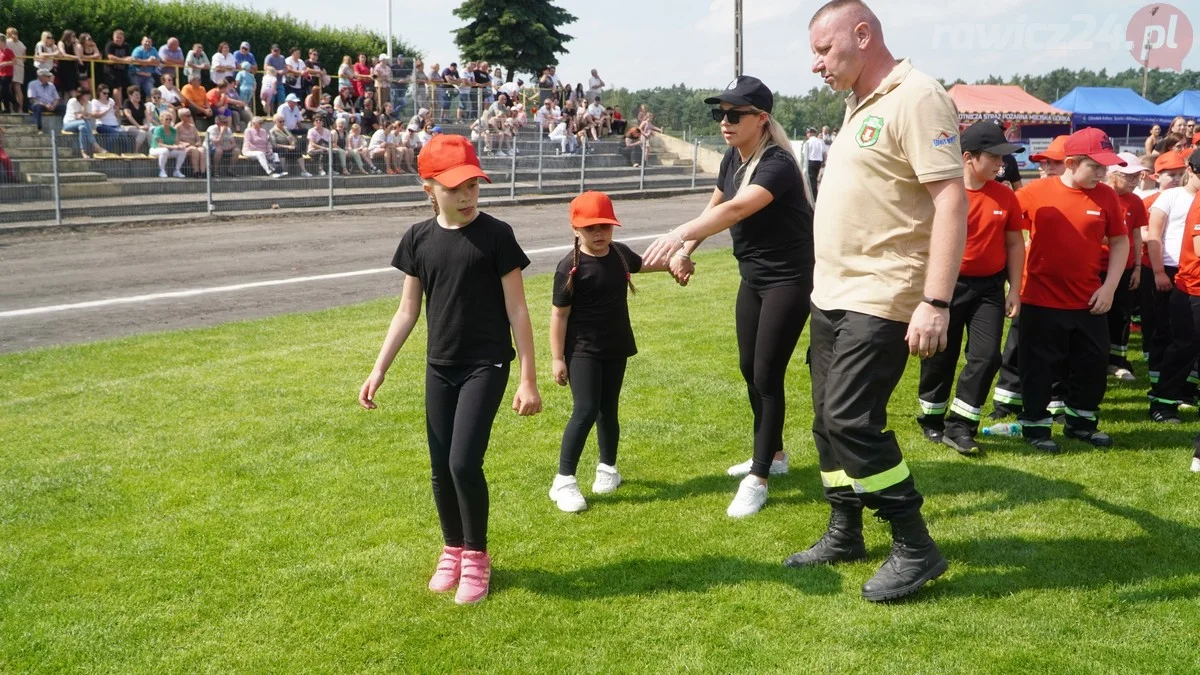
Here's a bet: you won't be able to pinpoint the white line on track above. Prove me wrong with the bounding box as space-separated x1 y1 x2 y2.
0 233 669 319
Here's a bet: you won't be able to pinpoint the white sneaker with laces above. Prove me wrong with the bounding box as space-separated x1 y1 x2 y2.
172 171 185 178
592 463 622 494
301 171 313 178
727 475 768 518
726 452 789 477
1112 367 1135 381
158 170 168 178
1191 456 1200 473
549 475 587 513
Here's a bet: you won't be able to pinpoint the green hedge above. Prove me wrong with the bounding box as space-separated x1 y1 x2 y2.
8 0 419 72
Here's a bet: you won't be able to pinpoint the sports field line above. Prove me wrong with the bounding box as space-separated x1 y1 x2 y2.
0 233 668 319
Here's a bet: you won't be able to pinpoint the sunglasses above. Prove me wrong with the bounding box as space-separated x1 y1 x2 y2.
711 108 756 124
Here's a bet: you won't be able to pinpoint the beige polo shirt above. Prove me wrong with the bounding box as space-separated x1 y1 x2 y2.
811 58 963 323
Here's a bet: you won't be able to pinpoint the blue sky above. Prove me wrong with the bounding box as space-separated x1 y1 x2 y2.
229 0 1199 96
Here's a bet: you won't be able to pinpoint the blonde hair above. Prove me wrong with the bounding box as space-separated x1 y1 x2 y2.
733 109 815 208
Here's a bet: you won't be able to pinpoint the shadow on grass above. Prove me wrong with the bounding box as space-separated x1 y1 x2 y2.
498 555 843 599
594 468 825 507
918 463 1200 600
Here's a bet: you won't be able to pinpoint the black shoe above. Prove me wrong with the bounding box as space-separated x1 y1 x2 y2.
942 432 980 456
1150 409 1182 425
1027 437 1060 453
988 405 1018 421
920 426 943 443
784 508 868 567
1064 427 1113 447
861 514 948 603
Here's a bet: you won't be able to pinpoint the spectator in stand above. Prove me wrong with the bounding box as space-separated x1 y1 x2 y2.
389 53 411 111
148 109 186 177
346 122 379 174
459 61 478 120
158 37 185 79
157 73 183 110
393 121 418 173
269 113 306 176
89 85 123 149
338 55 354 94
234 42 257 73
144 88 168 127
0 36 15 114
235 62 256 111
372 53 391 111
261 45 286 109
1146 124 1162 155
259 65 279 117
406 106 429 134
0 127 13 183
610 105 626 135
79 34 101 95
411 58 429 113
6 28 25 113
585 96 607 138
221 79 251 130
635 103 649 125
243 116 283 176
307 115 347 176
359 96 378 136
331 117 355 175
367 119 395 173
428 63 445 120
638 112 662 140
55 32 82 100
174 108 207 176
333 87 357 126
537 67 554 108
302 49 322 92
441 63 460 121
181 72 212 125
33 32 59 79
548 116 577 154
206 113 237 176
121 85 149 153
303 84 323 121
280 93 305 135
622 126 644 167
535 98 555 133
129 36 159 99
586 69 605 102
475 62 493 108
210 42 235 89
352 53 372 100
62 90 106 159
282 47 305 101
28 69 63 132
184 43 210 85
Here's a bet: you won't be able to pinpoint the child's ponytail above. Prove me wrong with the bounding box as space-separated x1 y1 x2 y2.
563 236 581 293
611 244 637 295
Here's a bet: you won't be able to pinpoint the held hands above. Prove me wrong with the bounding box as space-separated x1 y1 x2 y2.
1089 284 1117 315
669 254 695 286
906 303 949 359
643 229 685 267
358 370 386 409
513 381 542 416
1005 289 1021 318
552 358 569 386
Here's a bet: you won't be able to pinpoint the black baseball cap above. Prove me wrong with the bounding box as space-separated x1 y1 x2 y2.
1189 149 1200 172
704 76 773 114
961 121 1023 155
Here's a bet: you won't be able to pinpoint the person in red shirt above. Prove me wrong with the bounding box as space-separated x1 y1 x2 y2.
1138 150 1191 371
0 36 15 113
991 135 1071 419
1017 128 1128 452
1149 152 1200 426
917 122 1024 455
1102 152 1148 381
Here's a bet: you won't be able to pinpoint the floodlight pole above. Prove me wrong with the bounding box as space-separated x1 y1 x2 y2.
734 0 743 78
387 1 394 60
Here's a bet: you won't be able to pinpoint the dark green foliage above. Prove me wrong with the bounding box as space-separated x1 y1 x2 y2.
452 0 575 81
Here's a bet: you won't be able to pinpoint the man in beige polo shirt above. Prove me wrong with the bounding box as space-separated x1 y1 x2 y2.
784 0 968 603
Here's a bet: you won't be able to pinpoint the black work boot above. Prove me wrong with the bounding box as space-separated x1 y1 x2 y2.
860 512 948 602
783 507 868 567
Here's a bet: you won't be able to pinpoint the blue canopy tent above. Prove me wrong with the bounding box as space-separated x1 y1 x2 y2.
1158 91 1200 119
1052 87 1174 149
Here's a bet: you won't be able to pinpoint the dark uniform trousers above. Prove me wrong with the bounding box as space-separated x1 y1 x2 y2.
918 273 1006 437
1141 265 1179 382
1105 268 1137 368
1017 304 1108 440
1149 290 1200 413
992 314 1024 412
810 307 923 520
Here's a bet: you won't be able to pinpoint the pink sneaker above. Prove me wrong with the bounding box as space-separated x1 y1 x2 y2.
428 546 463 593
455 550 492 605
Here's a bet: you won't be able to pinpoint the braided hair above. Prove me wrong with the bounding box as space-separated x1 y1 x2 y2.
561 235 637 295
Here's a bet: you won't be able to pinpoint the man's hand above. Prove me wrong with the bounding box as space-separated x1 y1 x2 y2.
906 302 950 359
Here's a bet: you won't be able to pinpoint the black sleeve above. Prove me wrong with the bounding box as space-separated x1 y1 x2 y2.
1001 154 1020 184
391 224 419 276
717 148 733 187
552 255 574 307
616 242 643 274
492 219 531 277
748 150 799 199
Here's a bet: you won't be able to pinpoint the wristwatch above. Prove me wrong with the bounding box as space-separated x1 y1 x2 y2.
922 296 950 309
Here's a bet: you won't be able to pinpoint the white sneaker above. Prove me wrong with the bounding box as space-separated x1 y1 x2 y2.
726 475 768 518
172 171 186 179
158 170 168 178
318 169 326 176
301 171 313 178
726 452 789 476
1191 456 1200 473
592 463 622 494
1111 367 1135 381
549 475 587 513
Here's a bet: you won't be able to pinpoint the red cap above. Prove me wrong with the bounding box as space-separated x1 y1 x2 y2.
569 191 622 228
1063 128 1125 166
1155 150 1187 173
1029 135 1069 163
417 134 491 187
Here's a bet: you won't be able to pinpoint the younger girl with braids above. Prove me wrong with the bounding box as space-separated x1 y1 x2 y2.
548 191 672 513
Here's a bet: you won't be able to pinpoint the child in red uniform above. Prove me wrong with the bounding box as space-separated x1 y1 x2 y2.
1016 128 1129 453
1102 152 1148 380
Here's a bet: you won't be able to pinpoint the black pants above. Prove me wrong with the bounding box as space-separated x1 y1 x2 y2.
426 362 510 552
736 280 812 478
558 356 627 475
809 307 923 520
993 315 1023 413
806 160 822 197
1142 265 1178 382
0 76 14 113
918 273 1006 437
1105 268 1136 368
1017 304 1107 439
1150 290 1200 413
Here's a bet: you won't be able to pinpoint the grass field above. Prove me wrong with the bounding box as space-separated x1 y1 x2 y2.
3 250 1200 672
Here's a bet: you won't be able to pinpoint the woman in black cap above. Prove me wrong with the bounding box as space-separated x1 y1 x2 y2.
643 75 815 518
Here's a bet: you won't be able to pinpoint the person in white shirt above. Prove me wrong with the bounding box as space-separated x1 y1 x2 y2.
210 42 236 86
305 115 347 176
184 43 210 84
283 47 306 100
88 85 124 150
586 69 605 102
63 91 106 158
368 123 396 174
280 94 305 133
586 97 610 136
157 73 182 108
548 118 577 154
802 127 828 197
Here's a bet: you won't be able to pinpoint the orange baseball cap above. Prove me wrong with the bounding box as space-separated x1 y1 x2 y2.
417 134 491 187
1029 135 1069 163
569 191 622 228
1155 150 1187 173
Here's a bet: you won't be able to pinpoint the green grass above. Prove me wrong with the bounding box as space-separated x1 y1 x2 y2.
3 251 1200 673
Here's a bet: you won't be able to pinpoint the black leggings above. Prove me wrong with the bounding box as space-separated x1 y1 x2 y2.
558 356 627 475
425 362 510 552
736 280 813 478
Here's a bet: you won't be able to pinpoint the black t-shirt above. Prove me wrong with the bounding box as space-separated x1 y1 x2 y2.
360 110 378 132
717 145 814 288
104 41 130 79
392 212 530 365
996 154 1022 187
123 99 145 125
552 242 643 359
